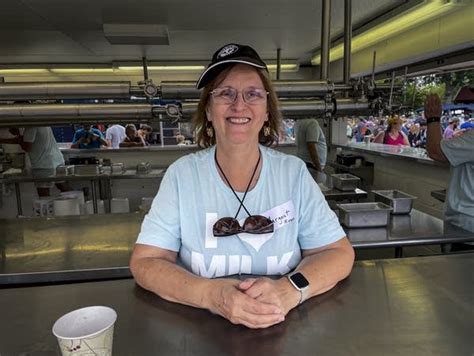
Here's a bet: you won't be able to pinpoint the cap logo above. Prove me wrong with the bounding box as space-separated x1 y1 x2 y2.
217 45 239 58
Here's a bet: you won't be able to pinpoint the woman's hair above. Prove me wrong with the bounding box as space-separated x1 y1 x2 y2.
385 115 401 133
192 64 282 148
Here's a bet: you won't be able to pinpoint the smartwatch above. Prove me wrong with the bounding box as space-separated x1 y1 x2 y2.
287 271 310 305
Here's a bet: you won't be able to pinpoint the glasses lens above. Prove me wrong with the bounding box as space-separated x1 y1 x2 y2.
243 215 274 234
243 88 267 103
213 217 241 237
211 87 236 104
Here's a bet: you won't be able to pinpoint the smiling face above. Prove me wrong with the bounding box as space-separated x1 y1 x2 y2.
206 64 268 147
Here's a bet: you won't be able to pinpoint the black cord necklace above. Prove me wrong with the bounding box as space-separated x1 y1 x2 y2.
214 149 261 219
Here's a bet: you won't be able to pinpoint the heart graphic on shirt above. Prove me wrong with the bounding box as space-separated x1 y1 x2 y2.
238 232 274 252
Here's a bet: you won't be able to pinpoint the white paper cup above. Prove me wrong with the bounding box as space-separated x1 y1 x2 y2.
52 306 117 356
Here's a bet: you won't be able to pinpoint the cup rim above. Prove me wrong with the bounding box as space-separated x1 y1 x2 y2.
52 305 117 340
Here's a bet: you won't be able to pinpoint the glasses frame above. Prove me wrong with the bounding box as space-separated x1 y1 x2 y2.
210 86 269 105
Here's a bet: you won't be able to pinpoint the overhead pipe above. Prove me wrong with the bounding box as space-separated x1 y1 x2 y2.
0 82 133 100
160 80 339 99
343 0 352 85
1 80 364 101
0 103 160 127
0 97 371 127
319 0 332 81
181 98 369 119
335 98 370 115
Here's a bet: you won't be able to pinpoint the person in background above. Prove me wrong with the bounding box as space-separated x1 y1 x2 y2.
71 124 108 149
175 133 187 146
417 119 428 148
294 117 327 183
353 121 370 142
443 117 460 140
120 124 146 147
130 43 354 329
105 124 126 149
425 93 474 237
460 117 474 130
373 116 409 146
345 119 353 140
138 124 153 145
0 127 70 196
407 123 421 147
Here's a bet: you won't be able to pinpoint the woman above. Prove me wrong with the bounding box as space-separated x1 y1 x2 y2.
130 43 354 329
374 116 409 146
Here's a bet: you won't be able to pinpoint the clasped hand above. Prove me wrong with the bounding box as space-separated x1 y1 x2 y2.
209 277 300 329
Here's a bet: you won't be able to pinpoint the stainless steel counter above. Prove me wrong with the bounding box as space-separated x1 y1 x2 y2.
0 168 165 183
0 254 472 355
1 210 473 285
333 142 442 165
345 209 473 249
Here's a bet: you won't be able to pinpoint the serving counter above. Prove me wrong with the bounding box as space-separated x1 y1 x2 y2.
1 254 472 355
331 142 450 219
1 210 472 286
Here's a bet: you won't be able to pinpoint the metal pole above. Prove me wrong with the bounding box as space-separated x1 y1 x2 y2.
320 0 332 80
371 51 377 83
142 56 149 81
343 0 352 85
276 48 282 80
15 183 23 216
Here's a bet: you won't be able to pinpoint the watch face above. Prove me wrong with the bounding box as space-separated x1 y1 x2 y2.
290 272 309 288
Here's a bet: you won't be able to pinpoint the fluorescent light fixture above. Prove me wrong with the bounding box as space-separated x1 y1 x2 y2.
117 65 205 71
267 64 299 72
311 0 464 65
50 68 115 74
0 69 50 74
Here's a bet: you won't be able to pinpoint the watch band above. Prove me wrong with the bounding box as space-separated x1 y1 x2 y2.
426 117 440 125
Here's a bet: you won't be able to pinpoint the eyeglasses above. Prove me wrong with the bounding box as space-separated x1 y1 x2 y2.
213 149 274 237
210 86 269 105
213 215 274 237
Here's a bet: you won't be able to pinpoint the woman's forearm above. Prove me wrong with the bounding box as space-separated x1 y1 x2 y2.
130 256 218 309
296 238 354 299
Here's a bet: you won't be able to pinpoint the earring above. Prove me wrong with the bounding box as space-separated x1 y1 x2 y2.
263 123 270 137
206 125 214 138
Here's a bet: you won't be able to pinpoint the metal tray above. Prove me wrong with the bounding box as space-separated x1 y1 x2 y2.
331 173 360 191
372 190 417 214
337 202 392 228
73 164 99 176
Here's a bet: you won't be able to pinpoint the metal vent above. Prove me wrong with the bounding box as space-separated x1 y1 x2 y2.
103 24 169 45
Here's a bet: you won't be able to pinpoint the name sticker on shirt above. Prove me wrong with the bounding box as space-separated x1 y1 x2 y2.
264 200 295 230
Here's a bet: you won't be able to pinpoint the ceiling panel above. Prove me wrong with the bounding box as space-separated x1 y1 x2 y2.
0 0 403 64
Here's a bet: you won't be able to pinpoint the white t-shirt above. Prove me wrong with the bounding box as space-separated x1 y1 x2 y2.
440 129 474 232
136 145 345 278
22 127 64 169
105 125 126 148
295 118 327 167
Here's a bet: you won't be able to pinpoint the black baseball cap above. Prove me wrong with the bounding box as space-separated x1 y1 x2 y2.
196 43 268 89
